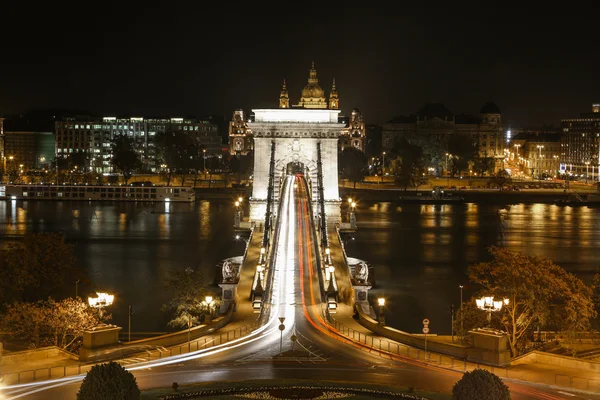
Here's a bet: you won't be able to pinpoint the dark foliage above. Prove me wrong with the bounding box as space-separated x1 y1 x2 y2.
452 369 510 400
77 361 140 400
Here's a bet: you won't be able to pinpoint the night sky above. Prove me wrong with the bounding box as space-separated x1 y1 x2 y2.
2 4 599 127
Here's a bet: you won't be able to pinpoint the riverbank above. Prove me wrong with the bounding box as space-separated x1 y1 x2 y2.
339 187 599 204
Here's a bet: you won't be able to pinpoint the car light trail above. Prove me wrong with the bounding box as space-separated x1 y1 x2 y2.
2 177 300 400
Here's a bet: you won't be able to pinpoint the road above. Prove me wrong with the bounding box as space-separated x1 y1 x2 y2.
2 175 597 400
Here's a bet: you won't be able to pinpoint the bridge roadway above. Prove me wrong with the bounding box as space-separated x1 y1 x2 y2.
1 176 595 400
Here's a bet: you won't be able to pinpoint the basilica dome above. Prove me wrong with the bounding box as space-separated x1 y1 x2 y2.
301 82 324 99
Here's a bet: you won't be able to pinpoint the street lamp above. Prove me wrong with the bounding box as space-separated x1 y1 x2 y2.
381 152 386 183
475 296 509 325
459 285 464 332
327 264 335 281
377 297 386 324
88 292 114 320
325 247 331 264
585 161 590 183
202 149 206 178
235 234 249 245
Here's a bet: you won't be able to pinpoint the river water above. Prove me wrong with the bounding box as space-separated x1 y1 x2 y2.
1 199 598 334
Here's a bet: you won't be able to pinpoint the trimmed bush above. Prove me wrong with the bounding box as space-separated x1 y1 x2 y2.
452 369 510 400
77 361 140 400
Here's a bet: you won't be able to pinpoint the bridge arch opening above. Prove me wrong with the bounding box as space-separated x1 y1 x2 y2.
286 161 305 176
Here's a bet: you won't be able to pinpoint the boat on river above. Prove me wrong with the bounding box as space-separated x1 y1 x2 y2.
0 184 195 202
398 187 465 204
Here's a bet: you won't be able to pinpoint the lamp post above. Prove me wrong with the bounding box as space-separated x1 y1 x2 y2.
88 292 114 321
325 247 331 264
475 296 509 326
327 264 335 282
459 285 464 333
202 148 206 178
585 161 590 183
381 152 386 183
536 145 544 181
377 297 386 324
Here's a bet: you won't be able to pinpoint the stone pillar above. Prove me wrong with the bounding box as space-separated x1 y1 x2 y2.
219 282 239 313
352 284 374 318
467 328 511 367
79 324 122 362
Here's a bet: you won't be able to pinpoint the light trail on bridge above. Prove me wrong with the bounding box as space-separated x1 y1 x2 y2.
0 177 300 400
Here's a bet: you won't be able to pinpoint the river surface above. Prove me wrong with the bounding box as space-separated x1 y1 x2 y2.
1 199 599 334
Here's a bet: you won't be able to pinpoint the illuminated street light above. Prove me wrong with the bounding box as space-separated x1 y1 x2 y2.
377 297 386 324
348 197 353 204
235 201 240 208
475 296 509 325
88 292 114 320
327 264 335 281
238 196 243 203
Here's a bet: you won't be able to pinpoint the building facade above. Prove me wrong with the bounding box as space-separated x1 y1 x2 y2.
2 131 54 171
560 104 600 176
55 116 220 173
228 110 253 155
339 108 366 152
382 102 505 166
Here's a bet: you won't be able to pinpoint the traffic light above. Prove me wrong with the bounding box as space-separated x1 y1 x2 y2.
450 304 454 316
129 305 134 316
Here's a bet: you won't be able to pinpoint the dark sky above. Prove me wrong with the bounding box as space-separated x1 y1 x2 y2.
2 4 600 127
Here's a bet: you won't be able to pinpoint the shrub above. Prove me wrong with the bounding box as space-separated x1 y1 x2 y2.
452 369 510 400
77 361 140 400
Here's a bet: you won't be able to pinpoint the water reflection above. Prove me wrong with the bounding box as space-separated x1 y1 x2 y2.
0 199 237 331
347 201 600 335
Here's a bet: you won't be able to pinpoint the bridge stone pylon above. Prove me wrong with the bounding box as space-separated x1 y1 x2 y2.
248 109 343 224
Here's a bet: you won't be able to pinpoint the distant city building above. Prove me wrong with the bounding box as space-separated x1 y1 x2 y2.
0 117 5 172
2 131 54 171
55 116 220 173
339 108 366 152
560 104 600 176
230 62 365 155
0 114 55 172
510 128 561 177
382 102 505 167
229 110 253 155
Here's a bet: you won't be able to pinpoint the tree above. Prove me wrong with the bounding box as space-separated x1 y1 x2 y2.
154 131 200 186
468 247 596 356
452 369 510 400
338 147 368 188
68 152 90 171
77 361 140 400
592 267 600 330
111 134 141 184
162 267 208 329
472 155 496 177
1 298 100 350
0 232 82 302
389 137 426 190
453 301 489 343
448 135 478 176
489 169 511 189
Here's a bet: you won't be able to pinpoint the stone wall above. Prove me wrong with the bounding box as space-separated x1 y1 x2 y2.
512 350 600 372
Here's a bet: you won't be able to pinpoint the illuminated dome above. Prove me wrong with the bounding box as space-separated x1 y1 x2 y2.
301 83 325 99
297 61 327 109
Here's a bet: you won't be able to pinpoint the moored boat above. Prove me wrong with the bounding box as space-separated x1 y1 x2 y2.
0 184 195 202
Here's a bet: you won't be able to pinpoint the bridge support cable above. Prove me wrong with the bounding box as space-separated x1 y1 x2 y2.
262 141 277 251
316 141 329 250
301 176 327 302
